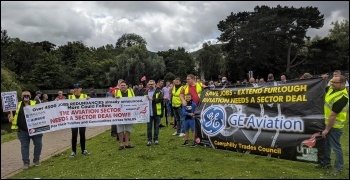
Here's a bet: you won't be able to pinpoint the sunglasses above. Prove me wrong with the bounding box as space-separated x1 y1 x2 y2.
23 95 30 97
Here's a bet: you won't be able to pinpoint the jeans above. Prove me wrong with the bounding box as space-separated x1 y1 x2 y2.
71 127 86 153
173 107 184 134
17 129 43 164
147 115 160 142
323 128 343 171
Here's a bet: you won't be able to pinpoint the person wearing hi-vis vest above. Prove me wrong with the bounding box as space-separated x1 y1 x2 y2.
68 83 90 158
145 80 163 146
180 74 202 139
8 91 41 170
171 77 184 137
316 75 349 176
114 81 135 150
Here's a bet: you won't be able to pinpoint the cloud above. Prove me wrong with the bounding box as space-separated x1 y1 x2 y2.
1 1 348 52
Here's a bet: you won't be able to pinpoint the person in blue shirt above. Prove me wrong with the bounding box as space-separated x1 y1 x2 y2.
181 93 197 147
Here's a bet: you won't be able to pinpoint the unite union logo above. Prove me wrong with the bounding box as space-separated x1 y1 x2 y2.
200 105 226 137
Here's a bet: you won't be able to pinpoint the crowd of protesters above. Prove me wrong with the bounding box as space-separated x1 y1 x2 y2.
6 70 349 176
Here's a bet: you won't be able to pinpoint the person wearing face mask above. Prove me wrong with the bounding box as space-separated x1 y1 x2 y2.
8 91 42 170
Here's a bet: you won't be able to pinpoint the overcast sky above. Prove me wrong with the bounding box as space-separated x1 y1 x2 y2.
1 1 349 52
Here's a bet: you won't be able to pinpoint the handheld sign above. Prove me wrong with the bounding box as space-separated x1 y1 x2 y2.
1 91 18 112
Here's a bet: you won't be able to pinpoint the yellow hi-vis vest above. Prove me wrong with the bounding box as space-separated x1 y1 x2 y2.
11 100 36 130
324 87 349 129
68 94 88 99
172 86 183 107
154 92 162 115
114 89 135 97
183 82 202 98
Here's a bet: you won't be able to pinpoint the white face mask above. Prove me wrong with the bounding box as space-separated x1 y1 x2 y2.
23 97 30 102
222 79 226 83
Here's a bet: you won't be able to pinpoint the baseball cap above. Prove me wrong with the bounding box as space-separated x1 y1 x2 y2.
73 83 82 88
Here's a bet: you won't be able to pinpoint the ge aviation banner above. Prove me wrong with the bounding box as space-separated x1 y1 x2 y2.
24 97 150 136
195 78 326 163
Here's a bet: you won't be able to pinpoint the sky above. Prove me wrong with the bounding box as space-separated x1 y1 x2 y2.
1 1 349 52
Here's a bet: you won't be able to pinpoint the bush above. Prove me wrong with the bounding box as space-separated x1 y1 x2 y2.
1 129 8 135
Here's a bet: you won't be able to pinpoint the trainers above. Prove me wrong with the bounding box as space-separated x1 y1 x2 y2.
34 161 40 166
125 145 134 148
154 140 159 145
315 163 331 169
191 142 197 148
172 132 178 136
179 133 185 137
82 150 90 155
70 152 76 158
147 141 152 146
22 163 29 170
182 140 188 146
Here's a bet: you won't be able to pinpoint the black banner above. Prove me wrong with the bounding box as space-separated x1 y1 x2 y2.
195 78 326 163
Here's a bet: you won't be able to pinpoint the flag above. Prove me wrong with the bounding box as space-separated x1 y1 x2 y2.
141 76 146 82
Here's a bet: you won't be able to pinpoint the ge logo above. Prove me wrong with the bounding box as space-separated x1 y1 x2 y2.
200 105 226 137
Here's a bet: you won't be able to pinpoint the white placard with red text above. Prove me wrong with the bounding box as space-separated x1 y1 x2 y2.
24 97 150 136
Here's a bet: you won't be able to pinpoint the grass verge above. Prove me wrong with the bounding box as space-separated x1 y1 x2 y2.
9 119 350 179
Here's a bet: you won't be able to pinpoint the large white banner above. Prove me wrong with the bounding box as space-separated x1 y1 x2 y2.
24 97 150 136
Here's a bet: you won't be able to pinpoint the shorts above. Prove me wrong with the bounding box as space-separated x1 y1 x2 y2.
183 119 195 131
116 124 133 133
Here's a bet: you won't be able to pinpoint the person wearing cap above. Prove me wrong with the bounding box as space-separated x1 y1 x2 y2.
34 91 42 104
8 91 41 169
68 83 90 157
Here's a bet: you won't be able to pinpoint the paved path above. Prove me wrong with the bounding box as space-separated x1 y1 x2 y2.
1 126 110 179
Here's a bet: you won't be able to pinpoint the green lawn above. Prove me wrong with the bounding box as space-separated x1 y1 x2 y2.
1 132 17 144
8 120 350 179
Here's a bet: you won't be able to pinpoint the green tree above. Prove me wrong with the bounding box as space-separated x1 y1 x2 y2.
106 44 165 85
1 66 22 93
328 20 349 69
217 5 324 80
157 47 196 81
197 42 224 81
116 33 147 48
30 52 68 89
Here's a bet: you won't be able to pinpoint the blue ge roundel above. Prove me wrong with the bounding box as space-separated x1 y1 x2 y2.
200 105 226 137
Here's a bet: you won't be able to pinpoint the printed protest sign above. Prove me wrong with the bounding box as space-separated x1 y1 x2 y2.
195 78 326 163
1 91 18 112
24 96 150 136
